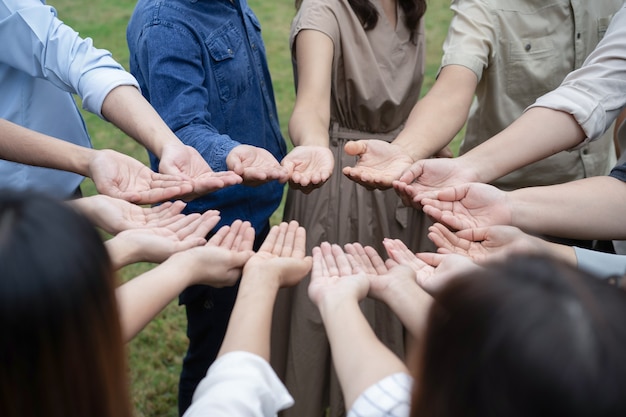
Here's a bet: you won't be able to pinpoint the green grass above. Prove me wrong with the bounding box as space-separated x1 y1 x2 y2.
51 0 454 415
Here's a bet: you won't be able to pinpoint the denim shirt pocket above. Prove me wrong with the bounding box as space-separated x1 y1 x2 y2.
206 21 252 102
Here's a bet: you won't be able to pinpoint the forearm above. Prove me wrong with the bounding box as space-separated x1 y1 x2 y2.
509 176 626 240
393 65 477 161
459 107 586 183
0 119 92 175
104 237 145 270
116 258 191 341
288 106 330 147
100 85 181 157
217 275 279 361
318 297 408 409
377 281 433 340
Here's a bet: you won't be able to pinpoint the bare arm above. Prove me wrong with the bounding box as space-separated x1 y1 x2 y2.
0 118 94 175
458 107 586 183
508 175 626 240
116 221 255 341
393 65 478 160
309 243 408 409
217 221 312 360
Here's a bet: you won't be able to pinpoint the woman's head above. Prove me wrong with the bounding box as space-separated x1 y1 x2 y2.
0 192 131 417
412 254 626 417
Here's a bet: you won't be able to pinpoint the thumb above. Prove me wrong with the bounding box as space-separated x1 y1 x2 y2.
344 140 367 156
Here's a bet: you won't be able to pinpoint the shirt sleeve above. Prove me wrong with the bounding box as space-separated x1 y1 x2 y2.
183 351 294 417
347 372 413 417
439 0 495 81
574 246 626 279
131 21 240 171
528 5 626 144
0 0 139 118
290 0 340 52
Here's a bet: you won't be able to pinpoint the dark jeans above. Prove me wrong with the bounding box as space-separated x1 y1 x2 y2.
178 221 270 416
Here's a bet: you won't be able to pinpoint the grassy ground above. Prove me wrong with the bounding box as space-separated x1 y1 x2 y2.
52 0 454 415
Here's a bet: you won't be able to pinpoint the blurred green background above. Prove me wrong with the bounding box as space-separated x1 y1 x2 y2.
51 0 455 415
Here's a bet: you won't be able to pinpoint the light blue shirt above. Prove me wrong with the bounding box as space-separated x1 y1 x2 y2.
0 0 138 197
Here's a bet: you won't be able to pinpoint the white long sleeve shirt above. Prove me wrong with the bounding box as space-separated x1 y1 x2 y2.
184 351 294 417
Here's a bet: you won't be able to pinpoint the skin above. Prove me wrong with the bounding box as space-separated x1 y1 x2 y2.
394 107 586 203
105 210 221 270
218 221 313 360
0 118 194 204
68 195 189 235
343 65 478 190
100 85 243 199
116 219 256 341
427 222 577 266
420 176 626 241
280 29 338 194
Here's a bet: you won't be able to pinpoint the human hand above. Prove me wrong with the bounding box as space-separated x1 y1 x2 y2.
107 209 221 268
383 237 480 294
72 194 188 235
343 242 417 302
242 220 312 288
169 219 256 288
343 140 414 190
227 144 289 186
88 149 195 204
393 158 478 207
308 242 371 307
420 182 512 231
281 145 334 193
158 142 242 199
427 223 548 263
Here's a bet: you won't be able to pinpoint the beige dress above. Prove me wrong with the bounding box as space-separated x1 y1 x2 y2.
271 1 432 416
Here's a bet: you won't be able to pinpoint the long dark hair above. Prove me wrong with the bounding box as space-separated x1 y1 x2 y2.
295 0 426 43
411 255 626 417
0 192 132 417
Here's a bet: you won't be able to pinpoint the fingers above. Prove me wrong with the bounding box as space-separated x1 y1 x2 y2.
257 220 303 257
343 140 367 157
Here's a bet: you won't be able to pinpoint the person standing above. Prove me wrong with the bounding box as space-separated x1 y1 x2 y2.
271 1 432 416
1 0 238 201
126 0 289 414
344 0 621 204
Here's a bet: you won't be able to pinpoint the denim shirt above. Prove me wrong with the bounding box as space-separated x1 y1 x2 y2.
127 0 287 231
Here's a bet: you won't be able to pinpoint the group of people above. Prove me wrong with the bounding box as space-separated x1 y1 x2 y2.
2 0 626 416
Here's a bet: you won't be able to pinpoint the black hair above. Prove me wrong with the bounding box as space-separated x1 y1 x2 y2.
412 254 626 417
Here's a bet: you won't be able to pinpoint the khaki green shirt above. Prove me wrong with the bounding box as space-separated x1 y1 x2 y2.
442 0 622 189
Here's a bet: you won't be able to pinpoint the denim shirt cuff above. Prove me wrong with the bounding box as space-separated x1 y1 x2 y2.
205 137 240 172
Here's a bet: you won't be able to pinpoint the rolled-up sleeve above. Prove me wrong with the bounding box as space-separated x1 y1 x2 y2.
183 351 294 417
0 0 138 118
528 5 626 145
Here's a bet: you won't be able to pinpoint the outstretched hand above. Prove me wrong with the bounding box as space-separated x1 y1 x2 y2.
383 237 479 294
168 219 256 288
243 220 313 287
72 194 189 235
343 140 414 190
427 222 549 263
227 144 289 186
88 149 195 204
107 210 221 268
420 182 512 230
308 242 371 307
393 157 478 207
158 142 242 200
281 145 334 193
342 242 417 301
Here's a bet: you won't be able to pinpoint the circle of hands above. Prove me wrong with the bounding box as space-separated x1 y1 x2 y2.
90 138 551 284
